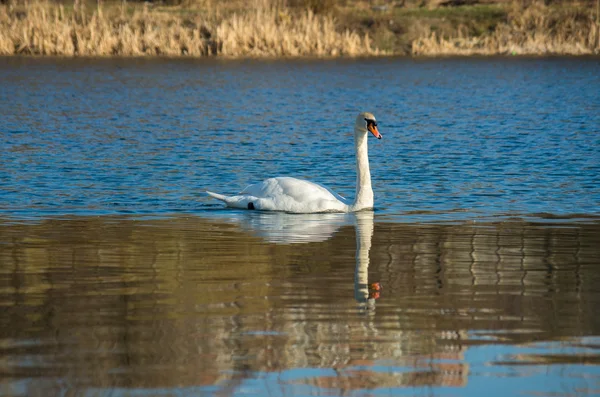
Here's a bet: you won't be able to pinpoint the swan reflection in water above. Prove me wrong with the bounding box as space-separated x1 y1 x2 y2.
352 211 381 309
232 210 381 308
236 211 352 244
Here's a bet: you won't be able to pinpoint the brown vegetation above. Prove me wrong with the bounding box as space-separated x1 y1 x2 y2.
412 2 600 55
0 0 379 56
0 0 598 57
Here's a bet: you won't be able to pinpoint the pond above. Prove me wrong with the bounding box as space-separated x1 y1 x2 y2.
0 56 599 396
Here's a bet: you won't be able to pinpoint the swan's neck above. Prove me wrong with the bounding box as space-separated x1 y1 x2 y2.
351 131 373 211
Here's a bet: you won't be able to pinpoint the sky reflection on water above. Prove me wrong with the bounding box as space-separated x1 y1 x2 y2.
0 57 599 221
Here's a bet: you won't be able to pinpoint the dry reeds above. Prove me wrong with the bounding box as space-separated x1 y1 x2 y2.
217 8 376 56
0 0 379 57
413 2 600 56
1 0 598 57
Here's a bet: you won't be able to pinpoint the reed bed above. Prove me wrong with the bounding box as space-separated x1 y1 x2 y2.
412 2 600 56
1 0 598 57
217 8 378 57
0 1 379 57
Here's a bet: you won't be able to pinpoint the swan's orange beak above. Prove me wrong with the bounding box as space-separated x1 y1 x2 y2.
368 124 382 139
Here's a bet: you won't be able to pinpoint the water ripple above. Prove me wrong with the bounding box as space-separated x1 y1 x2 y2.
0 57 598 222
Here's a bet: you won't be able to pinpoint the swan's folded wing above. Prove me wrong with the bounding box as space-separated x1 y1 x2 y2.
237 177 349 212
240 177 340 202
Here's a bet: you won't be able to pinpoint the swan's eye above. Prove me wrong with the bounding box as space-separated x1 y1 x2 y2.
365 118 377 127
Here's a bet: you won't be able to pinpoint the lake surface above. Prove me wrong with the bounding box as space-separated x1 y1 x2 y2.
0 57 599 396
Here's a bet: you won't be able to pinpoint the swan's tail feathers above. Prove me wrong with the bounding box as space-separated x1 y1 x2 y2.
207 191 262 210
206 191 228 202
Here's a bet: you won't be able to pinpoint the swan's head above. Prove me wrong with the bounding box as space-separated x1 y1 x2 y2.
355 112 382 139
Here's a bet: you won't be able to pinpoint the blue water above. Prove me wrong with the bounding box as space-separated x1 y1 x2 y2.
1 57 600 397
1 57 599 221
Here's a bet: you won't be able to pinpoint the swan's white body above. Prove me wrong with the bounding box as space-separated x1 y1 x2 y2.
207 112 382 214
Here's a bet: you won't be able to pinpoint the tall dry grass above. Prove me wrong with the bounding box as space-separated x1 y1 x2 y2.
218 8 377 56
2 0 598 57
0 1 379 57
412 2 600 55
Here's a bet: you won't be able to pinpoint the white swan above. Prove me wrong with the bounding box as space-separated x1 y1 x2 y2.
206 112 382 213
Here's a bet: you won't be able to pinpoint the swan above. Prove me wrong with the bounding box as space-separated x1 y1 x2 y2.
206 112 382 213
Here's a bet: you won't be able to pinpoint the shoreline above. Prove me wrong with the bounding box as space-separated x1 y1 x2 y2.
2 53 600 61
1 0 598 58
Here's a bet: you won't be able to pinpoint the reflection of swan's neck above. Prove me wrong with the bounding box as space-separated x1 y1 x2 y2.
354 212 374 303
351 129 373 211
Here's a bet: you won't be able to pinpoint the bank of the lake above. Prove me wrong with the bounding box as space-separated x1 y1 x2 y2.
0 0 598 57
